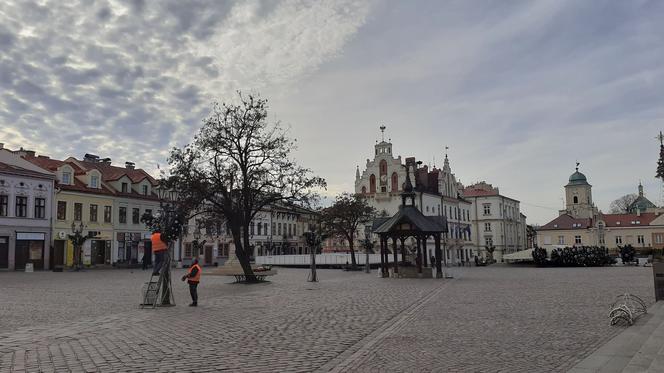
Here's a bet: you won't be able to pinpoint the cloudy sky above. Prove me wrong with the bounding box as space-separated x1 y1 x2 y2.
1 0 663 224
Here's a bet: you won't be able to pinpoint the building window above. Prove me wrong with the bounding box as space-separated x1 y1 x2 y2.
121 183 128 193
34 198 46 219
90 204 98 222
142 185 148 195
638 235 645 244
250 222 255 236
15 196 27 217
483 203 491 216
264 223 268 236
90 175 99 188
145 209 152 218
655 234 664 244
184 243 192 258
57 201 67 220
104 206 112 223
272 222 276 236
391 172 399 192
369 174 376 193
558 236 564 245
484 236 493 247
484 223 491 232
132 208 140 224
74 203 82 221
277 223 282 236
62 171 71 185
0 195 8 216
574 236 582 244
257 223 262 235
119 207 127 224
616 236 622 244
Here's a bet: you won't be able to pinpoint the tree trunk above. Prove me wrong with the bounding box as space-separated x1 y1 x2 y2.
348 233 357 268
232 228 257 283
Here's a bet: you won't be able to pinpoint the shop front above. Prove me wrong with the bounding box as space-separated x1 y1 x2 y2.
15 232 46 270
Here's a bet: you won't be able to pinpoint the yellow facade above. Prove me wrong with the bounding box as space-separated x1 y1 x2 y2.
53 191 115 266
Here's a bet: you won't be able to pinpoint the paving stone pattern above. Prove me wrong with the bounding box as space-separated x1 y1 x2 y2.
0 265 655 372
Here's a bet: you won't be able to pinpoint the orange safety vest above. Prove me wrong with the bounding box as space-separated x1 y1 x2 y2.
187 264 202 283
151 233 168 253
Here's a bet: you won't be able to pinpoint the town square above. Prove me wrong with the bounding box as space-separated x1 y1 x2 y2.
2 1 664 372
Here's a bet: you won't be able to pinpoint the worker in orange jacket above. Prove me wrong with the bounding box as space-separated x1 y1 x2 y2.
182 258 202 306
151 232 168 276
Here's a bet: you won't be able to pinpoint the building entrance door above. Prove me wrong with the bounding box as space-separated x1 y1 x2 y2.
0 236 8 269
51 240 65 268
205 245 212 265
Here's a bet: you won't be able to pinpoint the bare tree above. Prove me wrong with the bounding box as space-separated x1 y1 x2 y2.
167 92 325 282
609 194 638 214
320 193 376 269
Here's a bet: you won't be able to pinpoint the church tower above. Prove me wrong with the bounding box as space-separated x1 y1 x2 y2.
563 163 595 219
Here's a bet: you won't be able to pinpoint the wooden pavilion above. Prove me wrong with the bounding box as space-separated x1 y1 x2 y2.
373 163 447 278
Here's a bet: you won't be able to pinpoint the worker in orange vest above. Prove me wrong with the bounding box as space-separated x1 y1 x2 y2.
181 258 202 306
151 232 168 276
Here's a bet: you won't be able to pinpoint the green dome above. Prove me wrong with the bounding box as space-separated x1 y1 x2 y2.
567 171 589 186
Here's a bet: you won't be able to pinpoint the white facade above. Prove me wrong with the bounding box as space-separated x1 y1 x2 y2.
463 182 527 262
0 148 55 270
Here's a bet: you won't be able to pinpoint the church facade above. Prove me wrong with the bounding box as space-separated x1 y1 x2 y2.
538 167 664 251
355 130 474 265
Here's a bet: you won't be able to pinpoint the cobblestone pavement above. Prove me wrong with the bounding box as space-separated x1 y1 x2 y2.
0 265 655 372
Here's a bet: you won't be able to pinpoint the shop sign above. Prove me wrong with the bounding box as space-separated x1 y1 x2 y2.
17 232 45 241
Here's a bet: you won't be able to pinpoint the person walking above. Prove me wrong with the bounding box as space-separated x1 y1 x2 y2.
182 258 202 306
151 232 168 276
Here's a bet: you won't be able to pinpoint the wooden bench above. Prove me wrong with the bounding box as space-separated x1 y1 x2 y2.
204 266 277 283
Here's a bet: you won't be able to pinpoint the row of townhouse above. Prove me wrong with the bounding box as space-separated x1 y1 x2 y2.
354 130 527 264
0 144 161 270
178 204 318 267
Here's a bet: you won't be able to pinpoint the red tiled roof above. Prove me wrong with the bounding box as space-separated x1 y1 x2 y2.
78 161 157 184
539 214 592 230
24 155 159 200
0 161 54 179
462 188 499 197
58 178 115 196
599 213 657 227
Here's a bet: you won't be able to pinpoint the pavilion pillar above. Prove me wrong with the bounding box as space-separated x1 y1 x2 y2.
392 237 398 274
423 237 428 267
379 236 385 277
382 237 389 277
400 238 406 263
416 236 422 274
435 234 442 278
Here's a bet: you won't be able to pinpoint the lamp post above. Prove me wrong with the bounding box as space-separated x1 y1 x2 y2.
149 182 183 306
363 225 374 274
69 221 88 271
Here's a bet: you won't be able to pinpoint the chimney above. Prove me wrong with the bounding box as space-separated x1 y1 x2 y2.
125 161 135 170
83 153 100 162
37 155 50 160
25 150 35 158
101 157 112 165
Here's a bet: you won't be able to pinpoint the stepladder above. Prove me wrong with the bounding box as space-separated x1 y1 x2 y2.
140 248 175 308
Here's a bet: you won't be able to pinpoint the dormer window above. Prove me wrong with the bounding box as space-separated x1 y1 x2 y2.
616 221 621 225
90 175 99 188
121 182 128 193
142 185 148 195
62 172 71 185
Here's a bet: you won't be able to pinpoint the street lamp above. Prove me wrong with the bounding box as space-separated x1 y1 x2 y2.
363 225 374 274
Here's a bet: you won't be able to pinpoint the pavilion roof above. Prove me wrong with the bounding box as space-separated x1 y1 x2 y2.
373 205 447 234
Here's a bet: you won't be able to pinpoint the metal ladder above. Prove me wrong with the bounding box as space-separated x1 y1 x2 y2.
140 251 175 308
